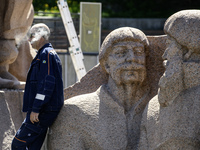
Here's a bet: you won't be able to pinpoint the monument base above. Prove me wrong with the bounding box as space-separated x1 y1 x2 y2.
0 89 25 150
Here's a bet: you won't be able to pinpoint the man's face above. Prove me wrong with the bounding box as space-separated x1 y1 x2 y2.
106 41 146 85
158 36 184 106
28 28 42 50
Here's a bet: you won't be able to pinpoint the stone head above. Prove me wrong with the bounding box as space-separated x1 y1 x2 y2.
28 23 50 49
164 10 200 60
99 27 149 85
158 10 200 106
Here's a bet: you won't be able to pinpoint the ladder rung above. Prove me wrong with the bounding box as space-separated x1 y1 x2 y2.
58 0 86 80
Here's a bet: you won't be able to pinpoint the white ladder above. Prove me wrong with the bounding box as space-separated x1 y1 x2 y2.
57 0 86 80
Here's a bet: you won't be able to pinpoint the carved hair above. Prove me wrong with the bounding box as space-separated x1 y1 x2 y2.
164 10 200 53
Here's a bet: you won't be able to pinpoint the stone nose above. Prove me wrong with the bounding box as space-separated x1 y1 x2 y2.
125 50 137 62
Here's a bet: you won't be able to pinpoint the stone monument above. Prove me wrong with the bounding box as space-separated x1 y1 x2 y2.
0 0 35 89
138 10 200 150
48 27 166 150
0 0 35 149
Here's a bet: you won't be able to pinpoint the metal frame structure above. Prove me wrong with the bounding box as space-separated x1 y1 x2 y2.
79 2 102 53
57 0 86 80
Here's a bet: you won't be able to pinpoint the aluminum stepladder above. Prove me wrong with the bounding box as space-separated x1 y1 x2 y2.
57 0 86 80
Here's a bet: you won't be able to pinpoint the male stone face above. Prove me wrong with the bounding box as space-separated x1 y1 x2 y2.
161 36 182 75
106 40 146 85
158 36 184 106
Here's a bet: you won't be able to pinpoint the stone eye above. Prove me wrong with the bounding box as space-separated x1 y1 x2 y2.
133 48 144 56
115 50 126 58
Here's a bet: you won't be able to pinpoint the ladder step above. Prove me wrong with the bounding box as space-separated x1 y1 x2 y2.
58 0 86 80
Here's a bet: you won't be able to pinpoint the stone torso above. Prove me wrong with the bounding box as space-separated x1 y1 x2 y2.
48 85 148 150
139 85 200 150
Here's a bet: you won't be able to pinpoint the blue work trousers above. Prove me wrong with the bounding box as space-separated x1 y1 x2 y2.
11 110 59 150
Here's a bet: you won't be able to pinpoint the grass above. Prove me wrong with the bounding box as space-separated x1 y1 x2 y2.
35 9 61 17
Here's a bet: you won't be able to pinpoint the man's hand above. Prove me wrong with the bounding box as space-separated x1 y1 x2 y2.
30 112 39 124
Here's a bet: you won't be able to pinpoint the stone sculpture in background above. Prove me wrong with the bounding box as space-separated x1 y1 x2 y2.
48 27 151 150
138 10 200 150
0 1 35 149
0 0 34 89
9 40 36 82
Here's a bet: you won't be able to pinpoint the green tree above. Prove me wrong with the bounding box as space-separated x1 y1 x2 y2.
32 0 200 18
33 0 57 11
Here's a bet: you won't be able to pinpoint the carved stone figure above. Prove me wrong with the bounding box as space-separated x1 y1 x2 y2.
62 35 166 101
9 40 36 82
48 27 151 150
138 10 200 150
0 0 34 89
0 0 34 149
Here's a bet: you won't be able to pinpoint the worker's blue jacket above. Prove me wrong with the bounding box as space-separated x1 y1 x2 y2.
22 43 64 113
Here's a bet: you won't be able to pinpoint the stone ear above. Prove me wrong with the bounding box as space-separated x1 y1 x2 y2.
104 62 110 74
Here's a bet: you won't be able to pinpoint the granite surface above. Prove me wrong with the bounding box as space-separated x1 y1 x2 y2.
138 10 200 150
0 0 34 89
49 27 166 150
0 90 25 150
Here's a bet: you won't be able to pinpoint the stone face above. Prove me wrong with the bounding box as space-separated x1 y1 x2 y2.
138 10 200 150
48 28 166 150
63 35 166 102
0 0 34 89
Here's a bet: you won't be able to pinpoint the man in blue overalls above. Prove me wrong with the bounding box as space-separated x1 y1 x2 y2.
11 23 64 150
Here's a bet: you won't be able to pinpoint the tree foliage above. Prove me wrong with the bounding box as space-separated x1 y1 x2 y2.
33 0 200 18
33 0 57 11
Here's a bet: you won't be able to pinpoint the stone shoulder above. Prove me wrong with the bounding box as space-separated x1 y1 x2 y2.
55 90 101 128
64 90 100 112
